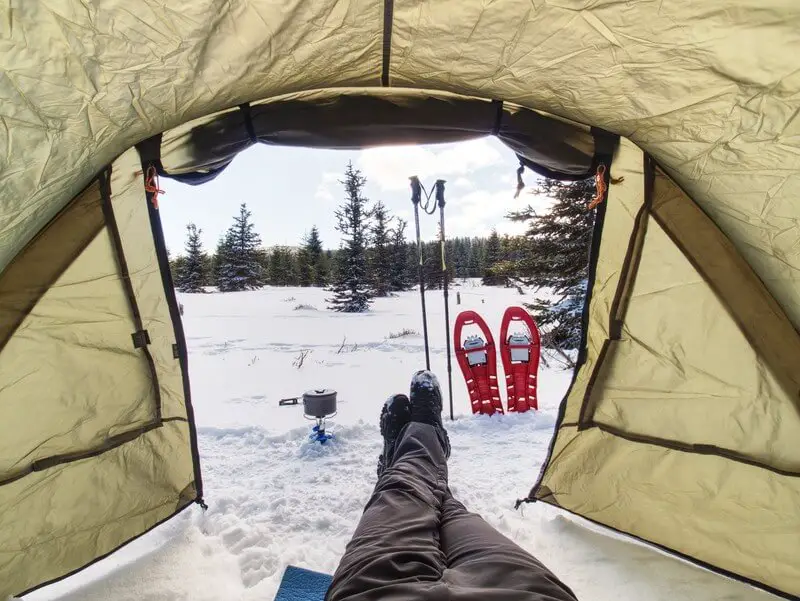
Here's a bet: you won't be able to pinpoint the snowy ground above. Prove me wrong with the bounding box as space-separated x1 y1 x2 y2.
28 284 776 601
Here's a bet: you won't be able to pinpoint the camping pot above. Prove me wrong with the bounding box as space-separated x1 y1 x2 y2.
303 389 338 418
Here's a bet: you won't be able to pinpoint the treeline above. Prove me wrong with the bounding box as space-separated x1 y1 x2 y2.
171 211 333 293
170 213 518 291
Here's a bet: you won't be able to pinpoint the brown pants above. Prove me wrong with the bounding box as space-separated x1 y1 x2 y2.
327 423 578 601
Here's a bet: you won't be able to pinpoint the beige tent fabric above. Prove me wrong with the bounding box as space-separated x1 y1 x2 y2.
558 139 646 426
535 141 800 597
535 427 800 596
0 149 199 597
0 421 197 597
2 1 800 598
109 149 195 422
2 3 798 328
0 226 158 480
587 215 800 472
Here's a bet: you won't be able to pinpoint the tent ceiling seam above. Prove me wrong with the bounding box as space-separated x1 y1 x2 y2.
381 0 394 86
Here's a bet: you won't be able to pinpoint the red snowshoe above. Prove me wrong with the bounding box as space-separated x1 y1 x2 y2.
499 307 540 412
454 311 504 415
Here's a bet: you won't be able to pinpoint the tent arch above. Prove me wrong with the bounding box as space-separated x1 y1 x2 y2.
2 2 799 598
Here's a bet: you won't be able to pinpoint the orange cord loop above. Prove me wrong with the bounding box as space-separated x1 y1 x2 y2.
588 164 607 210
143 165 164 209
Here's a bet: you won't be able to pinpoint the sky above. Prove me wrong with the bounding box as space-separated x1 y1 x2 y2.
160 137 551 255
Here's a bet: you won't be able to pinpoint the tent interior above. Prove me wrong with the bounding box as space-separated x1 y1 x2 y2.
1 3 798 600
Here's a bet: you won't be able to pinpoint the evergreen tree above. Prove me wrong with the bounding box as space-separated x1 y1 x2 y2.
389 219 411 292
254 248 271 283
506 178 596 350
212 235 230 287
420 230 454 291
176 223 207 293
170 255 187 281
217 203 264 292
467 238 484 279
423 242 442 290
406 241 422 287
297 247 313 287
319 249 333 287
267 246 297 286
328 162 373 312
369 201 394 297
482 229 506 285
452 237 470 279
280 247 298 285
268 247 283 285
298 226 326 287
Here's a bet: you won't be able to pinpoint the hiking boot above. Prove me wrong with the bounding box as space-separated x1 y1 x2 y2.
377 393 412 477
409 370 451 459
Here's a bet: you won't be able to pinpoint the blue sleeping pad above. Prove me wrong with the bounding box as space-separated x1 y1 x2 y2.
274 565 333 601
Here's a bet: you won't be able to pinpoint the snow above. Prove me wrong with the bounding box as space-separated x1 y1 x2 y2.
25 284 777 601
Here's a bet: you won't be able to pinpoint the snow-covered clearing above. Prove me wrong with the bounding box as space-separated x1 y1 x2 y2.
28 284 776 601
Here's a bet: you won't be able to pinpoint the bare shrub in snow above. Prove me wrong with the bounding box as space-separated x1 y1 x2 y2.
335 336 359 353
293 304 318 311
387 328 418 339
292 349 312 368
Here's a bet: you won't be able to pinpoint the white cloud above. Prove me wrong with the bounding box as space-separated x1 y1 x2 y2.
499 171 517 185
314 172 341 202
453 177 473 190
357 138 504 192
443 186 554 239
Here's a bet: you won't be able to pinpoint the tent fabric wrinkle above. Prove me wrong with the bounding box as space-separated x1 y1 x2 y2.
1 2 799 598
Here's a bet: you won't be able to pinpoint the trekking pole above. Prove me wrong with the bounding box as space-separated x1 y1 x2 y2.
435 180 455 421
409 176 431 370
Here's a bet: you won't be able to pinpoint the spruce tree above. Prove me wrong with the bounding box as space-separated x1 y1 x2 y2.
319 249 333 287
482 229 506 286
389 219 411 292
280 247 298 285
506 178 596 350
328 162 373 312
217 203 264 292
212 236 230 288
404 242 418 287
423 242 442 290
176 223 206 293
467 238 483 279
171 256 187 282
369 201 394 297
254 248 270 283
298 226 326 287
267 246 296 286
297 247 313 287
268 247 283 285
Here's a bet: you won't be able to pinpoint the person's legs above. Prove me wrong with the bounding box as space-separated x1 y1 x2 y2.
326 376 452 601
440 492 578 601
